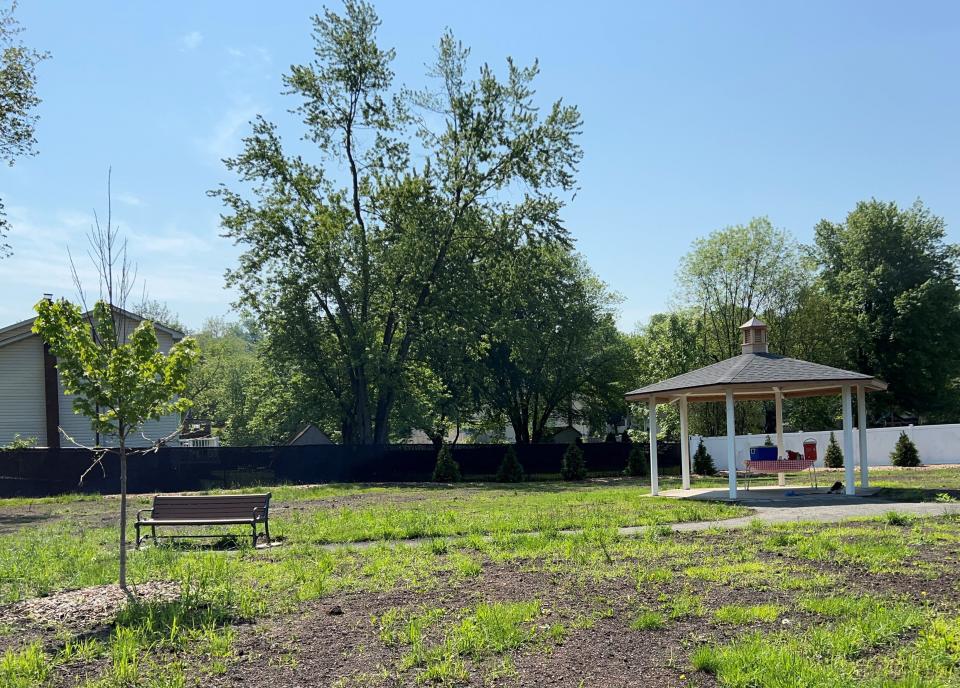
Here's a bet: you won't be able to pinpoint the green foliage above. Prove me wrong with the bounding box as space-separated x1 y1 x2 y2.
32 299 198 443
824 432 844 468
214 1 582 444
624 442 647 477
32 297 199 590
713 604 783 625
891 431 921 467
132 298 185 334
495 446 525 483
1 434 36 450
763 435 774 447
816 199 960 419
693 438 715 475
481 244 637 443
432 444 461 482
677 217 810 361
631 610 664 631
560 442 587 481
0 642 51 688
0 3 49 259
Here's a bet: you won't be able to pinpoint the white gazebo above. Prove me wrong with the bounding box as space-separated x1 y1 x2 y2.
624 318 887 499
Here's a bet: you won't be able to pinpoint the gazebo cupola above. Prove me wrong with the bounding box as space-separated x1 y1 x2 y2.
740 317 768 354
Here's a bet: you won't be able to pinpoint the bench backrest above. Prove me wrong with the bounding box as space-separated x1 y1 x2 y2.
151 493 271 521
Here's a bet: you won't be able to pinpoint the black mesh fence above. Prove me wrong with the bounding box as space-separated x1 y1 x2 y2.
0 441 680 497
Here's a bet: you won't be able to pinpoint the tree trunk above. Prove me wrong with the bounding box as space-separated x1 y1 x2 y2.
118 438 129 593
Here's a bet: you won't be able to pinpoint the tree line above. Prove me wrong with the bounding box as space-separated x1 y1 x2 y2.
152 3 960 446
633 204 960 440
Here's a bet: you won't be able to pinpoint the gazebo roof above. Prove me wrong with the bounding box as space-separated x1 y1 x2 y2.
625 352 887 404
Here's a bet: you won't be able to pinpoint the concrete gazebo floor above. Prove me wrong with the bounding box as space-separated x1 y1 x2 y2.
653 484 960 529
658 484 882 506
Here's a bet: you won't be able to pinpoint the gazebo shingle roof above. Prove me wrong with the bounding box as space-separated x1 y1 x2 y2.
625 352 885 402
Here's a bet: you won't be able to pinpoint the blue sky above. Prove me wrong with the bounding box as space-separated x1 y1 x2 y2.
1 1 957 331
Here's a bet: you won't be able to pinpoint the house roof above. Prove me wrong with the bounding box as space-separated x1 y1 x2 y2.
286 422 333 445
625 352 887 404
0 304 186 349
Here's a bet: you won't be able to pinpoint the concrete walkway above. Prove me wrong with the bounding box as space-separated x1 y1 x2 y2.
320 487 960 550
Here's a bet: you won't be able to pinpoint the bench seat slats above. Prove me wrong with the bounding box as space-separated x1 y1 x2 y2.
141 519 261 525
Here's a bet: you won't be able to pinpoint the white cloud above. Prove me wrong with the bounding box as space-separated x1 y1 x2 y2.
0 207 239 329
196 99 262 162
115 192 142 207
179 31 203 52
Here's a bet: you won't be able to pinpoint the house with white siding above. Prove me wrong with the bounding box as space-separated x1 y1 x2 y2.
0 305 186 449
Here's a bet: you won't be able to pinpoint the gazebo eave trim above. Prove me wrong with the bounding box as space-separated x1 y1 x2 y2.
624 377 888 403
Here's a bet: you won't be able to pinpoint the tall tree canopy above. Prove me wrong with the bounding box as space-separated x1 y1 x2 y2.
480 244 635 443
677 217 809 361
215 1 582 444
0 1 47 257
815 199 960 420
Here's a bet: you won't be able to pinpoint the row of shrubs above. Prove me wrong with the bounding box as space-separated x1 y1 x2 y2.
823 429 920 468
431 438 719 483
432 429 923 483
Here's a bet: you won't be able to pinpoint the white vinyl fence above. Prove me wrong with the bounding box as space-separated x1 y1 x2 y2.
692 423 960 469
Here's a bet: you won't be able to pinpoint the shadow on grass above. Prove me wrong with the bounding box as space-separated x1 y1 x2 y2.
0 512 55 534
146 533 281 551
869 487 960 503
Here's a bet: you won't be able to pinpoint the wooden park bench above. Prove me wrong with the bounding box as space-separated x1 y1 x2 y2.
135 493 271 549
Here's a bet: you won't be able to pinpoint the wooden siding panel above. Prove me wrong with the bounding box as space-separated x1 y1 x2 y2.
0 336 47 445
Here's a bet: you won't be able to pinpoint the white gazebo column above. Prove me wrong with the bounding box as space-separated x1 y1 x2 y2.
841 385 855 495
773 386 785 486
648 397 659 496
725 388 737 499
857 385 869 488
679 395 691 490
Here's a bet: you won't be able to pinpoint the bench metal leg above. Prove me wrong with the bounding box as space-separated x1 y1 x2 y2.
252 523 257 548
263 521 270 546
135 524 141 550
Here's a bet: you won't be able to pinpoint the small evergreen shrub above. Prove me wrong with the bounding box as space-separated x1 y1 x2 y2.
763 435 774 447
891 431 921 467
496 445 525 483
624 442 647 477
561 442 587 481
432 443 461 482
692 439 715 476
824 432 844 468
620 430 631 444
605 432 617 443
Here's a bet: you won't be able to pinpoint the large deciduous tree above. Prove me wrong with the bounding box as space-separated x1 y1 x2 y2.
215 1 581 444
815 199 960 420
481 244 634 443
677 217 809 361
0 1 47 258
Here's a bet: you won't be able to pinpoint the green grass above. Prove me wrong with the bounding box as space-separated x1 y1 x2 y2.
665 591 705 619
0 642 51 688
6 478 960 686
631 609 666 630
693 595 931 687
712 604 784 625
763 524 914 573
379 601 544 682
281 485 747 543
